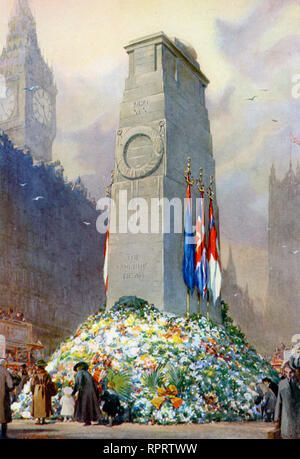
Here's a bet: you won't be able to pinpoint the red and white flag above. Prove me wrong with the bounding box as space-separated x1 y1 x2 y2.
207 200 221 303
195 191 208 298
290 134 300 146
103 225 109 294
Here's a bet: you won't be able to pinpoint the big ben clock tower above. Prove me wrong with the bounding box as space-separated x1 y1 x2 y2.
0 0 56 162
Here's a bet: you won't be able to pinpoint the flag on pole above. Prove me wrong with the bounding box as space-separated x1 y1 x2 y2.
195 191 208 298
290 134 300 146
207 199 221 303
103 172 114 295
103 224 109 294
183 182 195 293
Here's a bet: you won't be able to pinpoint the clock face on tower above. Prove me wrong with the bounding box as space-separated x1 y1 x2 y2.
0 86 16 122
33 88 52 125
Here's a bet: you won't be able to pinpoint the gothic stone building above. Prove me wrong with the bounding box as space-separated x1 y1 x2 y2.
0 1 105 355
221 247 267 352
0 0 56 162
0 134 105 355
267 161 300 346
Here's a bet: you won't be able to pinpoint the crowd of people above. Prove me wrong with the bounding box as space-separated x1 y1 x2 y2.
0 308 27 323
0 357 122 439
252 356 300 438
0 354 299 439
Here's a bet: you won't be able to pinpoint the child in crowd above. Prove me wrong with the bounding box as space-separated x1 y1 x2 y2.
60 386 75 421
101 382 121 427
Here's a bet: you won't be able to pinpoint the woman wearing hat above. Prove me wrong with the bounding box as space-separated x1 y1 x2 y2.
274 355 300 438
0 358 14 439
30 360 57 425
72 361 101 426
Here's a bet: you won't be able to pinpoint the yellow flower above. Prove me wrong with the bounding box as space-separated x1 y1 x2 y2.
172 334 183 344
125 316 135 327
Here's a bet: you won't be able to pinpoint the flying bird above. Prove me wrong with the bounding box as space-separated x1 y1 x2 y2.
33 196 44 201
272 119 279 122
290 250 299 255
246 96 257 101
20 183 28 187
83 221 91 226
24 86 40 92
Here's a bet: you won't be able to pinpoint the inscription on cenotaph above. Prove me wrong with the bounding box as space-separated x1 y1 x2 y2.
133 99 150 115
117 255 147 281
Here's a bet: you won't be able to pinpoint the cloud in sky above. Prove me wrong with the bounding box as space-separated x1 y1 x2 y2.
209 0 300 247
215 0 297 80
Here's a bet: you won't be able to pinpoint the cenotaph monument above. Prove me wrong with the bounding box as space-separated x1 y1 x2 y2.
106 32 222 322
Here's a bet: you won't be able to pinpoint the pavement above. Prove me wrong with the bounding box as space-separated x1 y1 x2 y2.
5 419 275 440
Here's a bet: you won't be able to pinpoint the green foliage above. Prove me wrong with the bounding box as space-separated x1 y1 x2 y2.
143 364 187 395
189 313 200 322
167 365 186 394
221 301 233 325
111 296 159 317
106 369 133 402
143 365 164 394
221 301 246 342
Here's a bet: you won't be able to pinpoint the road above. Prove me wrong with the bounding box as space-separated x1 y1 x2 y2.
6 419 274 439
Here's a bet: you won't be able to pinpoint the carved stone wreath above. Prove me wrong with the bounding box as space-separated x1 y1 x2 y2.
117 125 164 179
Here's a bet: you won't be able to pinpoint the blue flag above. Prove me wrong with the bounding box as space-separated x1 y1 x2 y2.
183 183 195 293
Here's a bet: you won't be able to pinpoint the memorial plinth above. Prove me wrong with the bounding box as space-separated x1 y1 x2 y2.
107 32 222 322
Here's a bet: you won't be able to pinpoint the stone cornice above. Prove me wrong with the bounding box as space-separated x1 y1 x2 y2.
124 31 210 86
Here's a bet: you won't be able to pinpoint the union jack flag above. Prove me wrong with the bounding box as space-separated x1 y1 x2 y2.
207 199 221 303
195 191 208 298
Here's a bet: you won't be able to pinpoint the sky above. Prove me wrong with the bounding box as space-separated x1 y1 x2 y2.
1 0 300 301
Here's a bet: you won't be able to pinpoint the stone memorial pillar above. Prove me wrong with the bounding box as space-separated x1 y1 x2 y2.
106 32 222 322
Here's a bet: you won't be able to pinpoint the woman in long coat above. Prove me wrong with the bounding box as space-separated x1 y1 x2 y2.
72 361 101 426
0 358 14 439
30 360 56 425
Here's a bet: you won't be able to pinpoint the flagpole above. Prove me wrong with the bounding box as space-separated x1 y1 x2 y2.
206 290 210 321
187 288 190 318
195 168 205 319
184 157 194 319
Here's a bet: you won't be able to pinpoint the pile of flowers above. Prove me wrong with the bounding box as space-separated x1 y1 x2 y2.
12 297 278 424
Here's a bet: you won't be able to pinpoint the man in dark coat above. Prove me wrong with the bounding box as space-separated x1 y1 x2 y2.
0 358 14 439
261 378 277 422
8 369 21 403
18 364 30 395
72 361 101 426
274 355 300 438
